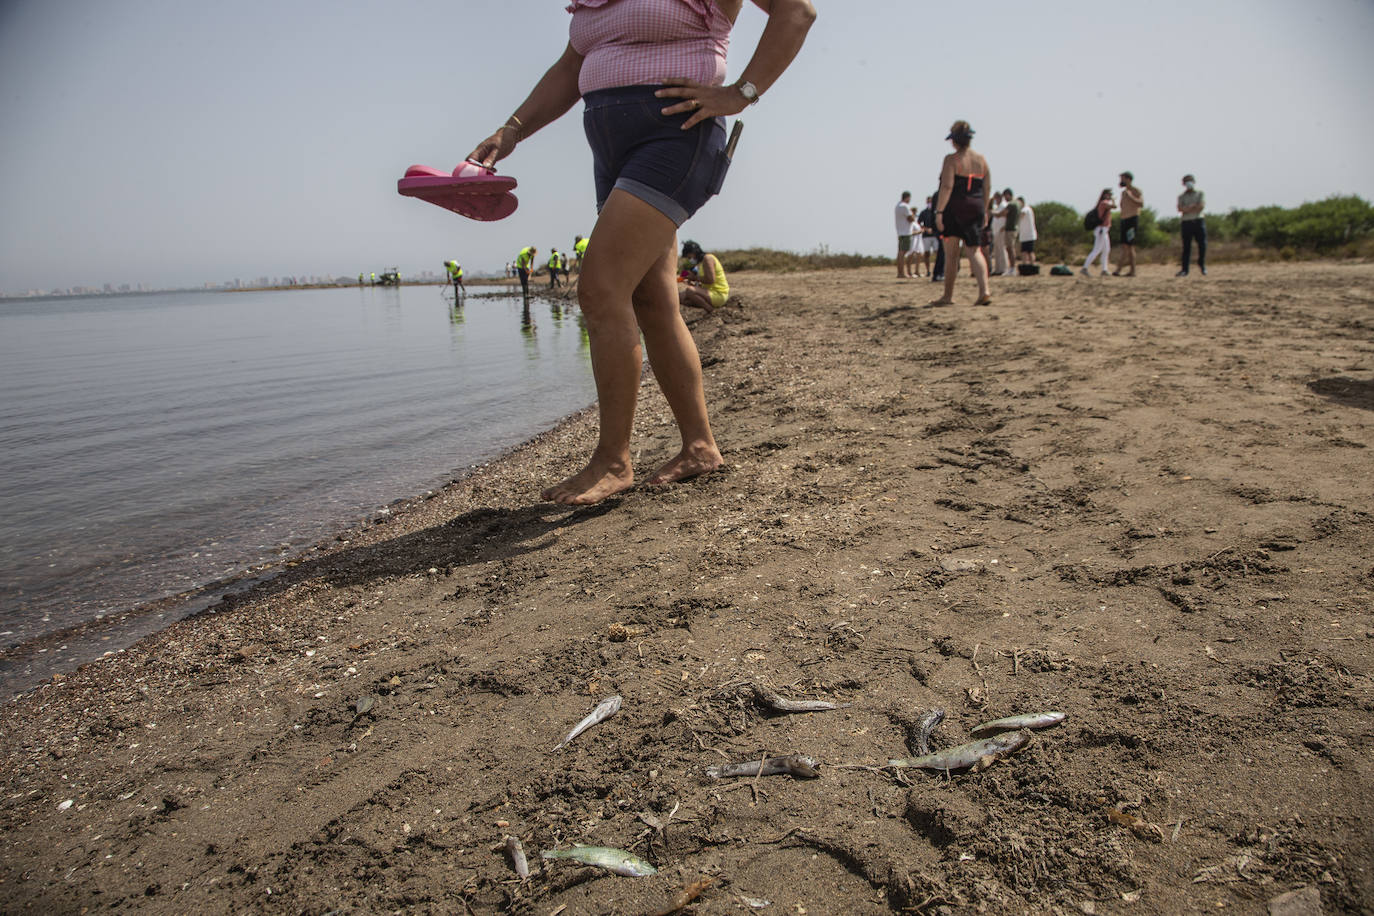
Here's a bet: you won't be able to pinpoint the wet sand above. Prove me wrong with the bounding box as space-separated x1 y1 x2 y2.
1 262 1371 914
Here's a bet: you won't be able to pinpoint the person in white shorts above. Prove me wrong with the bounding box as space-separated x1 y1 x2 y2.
894 190 915 278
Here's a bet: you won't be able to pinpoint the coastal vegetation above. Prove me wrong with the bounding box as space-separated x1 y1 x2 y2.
716 245 888 273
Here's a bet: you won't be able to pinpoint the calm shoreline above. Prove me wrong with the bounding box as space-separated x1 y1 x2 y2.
2 263 1370 913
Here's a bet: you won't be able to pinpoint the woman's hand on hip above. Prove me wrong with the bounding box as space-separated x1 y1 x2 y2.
656 78 747 129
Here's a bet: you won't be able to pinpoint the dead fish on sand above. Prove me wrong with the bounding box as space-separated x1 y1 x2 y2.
540 844 658 877
504 835 529 879
888 730 1031 771
913 708 946 755
706 755 821 779
754 685 851 713
553 695 622 750
970 711 1066 737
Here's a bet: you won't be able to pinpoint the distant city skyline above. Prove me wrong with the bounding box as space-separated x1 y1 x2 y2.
3 0 1373 293
4 270 470 299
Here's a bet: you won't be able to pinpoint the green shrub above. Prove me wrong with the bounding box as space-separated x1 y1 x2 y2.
1253 196 1374 250
715 246 889 273
1028 201 1081 262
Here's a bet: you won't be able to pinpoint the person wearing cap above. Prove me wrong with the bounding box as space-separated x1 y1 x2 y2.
933 120 993 306
1115 172 1143 277
1176 174 1207 276
894 191 916 278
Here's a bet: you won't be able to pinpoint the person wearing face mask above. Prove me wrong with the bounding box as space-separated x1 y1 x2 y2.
677 240 728 312
1177 174 1207 276
1114 172 1143 277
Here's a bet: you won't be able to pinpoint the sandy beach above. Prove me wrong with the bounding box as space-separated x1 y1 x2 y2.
1 262 1371 914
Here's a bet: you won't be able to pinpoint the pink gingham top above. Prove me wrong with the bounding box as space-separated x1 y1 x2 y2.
568 0 733 96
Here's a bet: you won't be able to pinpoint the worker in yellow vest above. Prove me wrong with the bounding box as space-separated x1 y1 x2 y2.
515 245 537 297
573 235 588 275
444 259 464 295
548 249 563 289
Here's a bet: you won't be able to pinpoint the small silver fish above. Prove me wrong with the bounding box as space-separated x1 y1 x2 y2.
888 729 1031 771
754 685 851 713
970 711 1066 737
540 844 657 877
706 754 821 779
504 835 528 879
553 695 622 750
913 708 946 755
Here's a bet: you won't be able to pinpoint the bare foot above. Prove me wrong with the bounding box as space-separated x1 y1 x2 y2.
646 444 723 486
541 459 634 505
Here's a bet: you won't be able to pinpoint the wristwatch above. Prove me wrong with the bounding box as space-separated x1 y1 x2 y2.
736 80 760 105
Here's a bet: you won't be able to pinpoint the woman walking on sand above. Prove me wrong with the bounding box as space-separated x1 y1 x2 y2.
468 0 816 505
1082 188 1115 277
933 121 992 306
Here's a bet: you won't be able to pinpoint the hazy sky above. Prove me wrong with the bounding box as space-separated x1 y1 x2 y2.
2 0 1372 293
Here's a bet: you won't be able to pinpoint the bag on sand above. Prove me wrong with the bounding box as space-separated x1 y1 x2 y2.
1050 264 1074 276
1083 207 1101 231
1017 263 1041 275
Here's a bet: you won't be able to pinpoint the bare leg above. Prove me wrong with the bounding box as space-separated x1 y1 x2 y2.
936 238 959 304
636 244 723 486
541 190 678 505
679 285 715 312
969 245 991 302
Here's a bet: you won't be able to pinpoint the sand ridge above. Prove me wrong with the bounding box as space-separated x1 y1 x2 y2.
1 262 1371 913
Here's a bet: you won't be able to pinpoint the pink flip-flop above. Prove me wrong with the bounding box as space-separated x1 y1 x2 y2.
397 160 519 221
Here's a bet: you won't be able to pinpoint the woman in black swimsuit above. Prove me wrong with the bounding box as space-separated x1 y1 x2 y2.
933 120 993 306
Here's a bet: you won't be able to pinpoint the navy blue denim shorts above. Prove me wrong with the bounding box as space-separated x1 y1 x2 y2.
582 85 730 227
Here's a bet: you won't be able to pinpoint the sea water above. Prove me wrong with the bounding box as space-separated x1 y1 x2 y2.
0 285 594 685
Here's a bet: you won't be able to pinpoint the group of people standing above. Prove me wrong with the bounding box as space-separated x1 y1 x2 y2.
510 235 591 296
1081 172 1207 277
897 121 1212 303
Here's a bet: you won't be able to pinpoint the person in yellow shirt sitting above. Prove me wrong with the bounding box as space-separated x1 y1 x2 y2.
676 240 728 313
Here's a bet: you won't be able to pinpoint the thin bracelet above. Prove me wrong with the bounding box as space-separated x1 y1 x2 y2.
502 114 524 135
